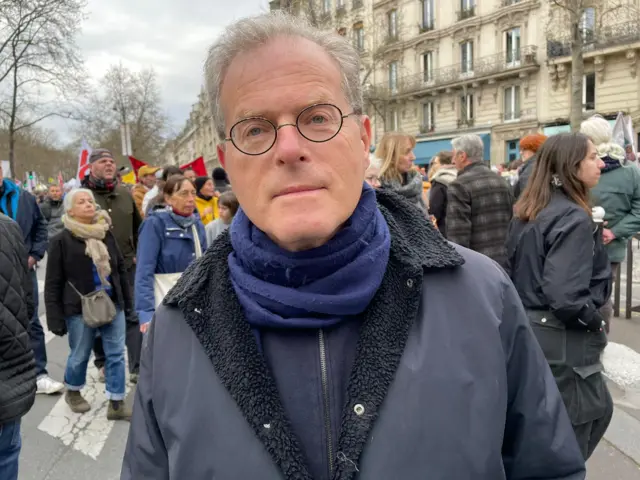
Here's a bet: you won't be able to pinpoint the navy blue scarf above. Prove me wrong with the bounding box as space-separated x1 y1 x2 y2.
228 184 391 330
601 155 623 174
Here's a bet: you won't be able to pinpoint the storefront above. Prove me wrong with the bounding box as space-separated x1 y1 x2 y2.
413 133 492 166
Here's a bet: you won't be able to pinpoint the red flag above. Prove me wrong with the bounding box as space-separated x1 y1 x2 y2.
57 172 64 188
128 156 147 182
180 157 207 177
77 138 92 180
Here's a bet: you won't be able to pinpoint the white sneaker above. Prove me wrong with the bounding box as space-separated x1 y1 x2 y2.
36 375 65 395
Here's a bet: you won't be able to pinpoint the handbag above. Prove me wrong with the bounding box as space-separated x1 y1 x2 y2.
153 224 203 308
68 281 117 328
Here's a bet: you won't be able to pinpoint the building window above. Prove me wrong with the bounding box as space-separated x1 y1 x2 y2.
583 72 595 111
422 102 435 132
504 85 520 121
354 23 364 50
422 51 434 83
505 27 521 65
387 109 399 131
323 0 331 13
460 41 474 74
389 61 398 93
336 0 344 6
459 0 475 20
388 9 398 39
460 94 474 122
421 0 434 30
506 140 520 163
581 7 595 42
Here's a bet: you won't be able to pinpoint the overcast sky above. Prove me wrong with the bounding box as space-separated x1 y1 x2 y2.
49 0 267 144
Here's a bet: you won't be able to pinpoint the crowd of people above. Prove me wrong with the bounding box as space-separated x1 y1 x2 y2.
2 9 640 480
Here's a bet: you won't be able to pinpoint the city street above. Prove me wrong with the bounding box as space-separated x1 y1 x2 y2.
17 256 640 479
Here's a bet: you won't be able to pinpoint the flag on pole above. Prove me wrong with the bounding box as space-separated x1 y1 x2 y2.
128 157 147 181
57 172 64 188
180 157 207 177
121 171 137 185
77 138 92 180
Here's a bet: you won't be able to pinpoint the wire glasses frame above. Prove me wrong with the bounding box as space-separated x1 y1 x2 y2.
224 103 361 156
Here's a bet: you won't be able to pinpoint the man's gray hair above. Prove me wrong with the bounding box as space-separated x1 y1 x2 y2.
451 134 484 162
204 11 364 140
63 188 96 213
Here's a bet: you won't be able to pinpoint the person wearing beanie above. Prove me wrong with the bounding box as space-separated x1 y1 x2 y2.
513 133 547 199
132 165 160 217
582 115 640 332
212 167 230 194
194 176 219 225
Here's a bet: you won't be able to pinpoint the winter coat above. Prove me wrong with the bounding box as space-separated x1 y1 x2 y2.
44 229 134 335
195 195 218 225
0 214 36 425
86 183 142 270
505 191 613 439
428 166 457 236
40 199 64 239
513 157 535 200
446 162 514 267
590 161 640 263
142 185 159 214
0 179 48 261
121 189 586 480
134 210 207 325
131 183 149 217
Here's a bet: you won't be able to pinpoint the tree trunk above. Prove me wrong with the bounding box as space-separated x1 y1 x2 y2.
570 14 584 132
8 54 18 180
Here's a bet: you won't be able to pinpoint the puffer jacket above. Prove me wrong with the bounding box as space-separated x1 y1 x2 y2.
591 160 640 263
122 189 585 480
0 213 36 424
429 166 457 236
134 210 207 325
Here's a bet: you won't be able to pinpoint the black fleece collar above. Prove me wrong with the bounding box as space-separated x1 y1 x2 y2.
165 189 464 480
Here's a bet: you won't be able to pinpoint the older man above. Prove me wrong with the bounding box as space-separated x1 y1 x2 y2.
122 13 585 480
447 134 514 267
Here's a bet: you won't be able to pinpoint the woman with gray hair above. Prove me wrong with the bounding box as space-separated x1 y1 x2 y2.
581 115 640 332
44 188 132 421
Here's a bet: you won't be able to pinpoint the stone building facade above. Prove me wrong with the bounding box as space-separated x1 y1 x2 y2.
270 0 640 165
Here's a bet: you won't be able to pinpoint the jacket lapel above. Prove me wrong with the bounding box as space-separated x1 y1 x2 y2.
165 190 464 480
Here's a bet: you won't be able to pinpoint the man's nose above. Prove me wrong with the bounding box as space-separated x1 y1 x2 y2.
273 124 306 163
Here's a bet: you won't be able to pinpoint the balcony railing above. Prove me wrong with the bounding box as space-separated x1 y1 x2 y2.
384 34 400 45
352 0 363 9
500 0 522 6
419 124 436 134
336 4 347 16
378 45 538 98
499 108 537 123
457 118 475 128
456 6 476 21
548 20 640 59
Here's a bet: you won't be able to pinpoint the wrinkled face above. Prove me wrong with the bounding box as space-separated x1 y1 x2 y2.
165 179 197 215
217 37 371 252
201 179 215 197
91 157 116 181
364 164 381 188
577 140 605 188
183 170 197 182
69 192 96 223
48 186 62 201
452 150 469 171
396 138 415 174
141 174 156 189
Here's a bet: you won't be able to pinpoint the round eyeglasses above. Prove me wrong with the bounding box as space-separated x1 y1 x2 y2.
224 103 360 156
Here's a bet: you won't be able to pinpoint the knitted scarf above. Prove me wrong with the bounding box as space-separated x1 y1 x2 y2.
381 169 427 214
228 183 391 330
62 210 112 285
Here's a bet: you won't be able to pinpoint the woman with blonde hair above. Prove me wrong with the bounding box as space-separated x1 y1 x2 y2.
376 132 427 213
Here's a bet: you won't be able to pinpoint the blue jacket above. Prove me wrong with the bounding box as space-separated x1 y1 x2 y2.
0 179 47 260
122 190 585 480
135 210 206 325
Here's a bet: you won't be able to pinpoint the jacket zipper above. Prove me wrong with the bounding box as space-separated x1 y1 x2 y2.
318 329 334 477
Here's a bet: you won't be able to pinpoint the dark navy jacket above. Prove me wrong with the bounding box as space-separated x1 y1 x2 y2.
0 179 48 260
122 190 586 480
134 210 206 325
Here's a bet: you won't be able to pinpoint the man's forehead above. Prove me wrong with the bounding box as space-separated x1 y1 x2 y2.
235 94 336 120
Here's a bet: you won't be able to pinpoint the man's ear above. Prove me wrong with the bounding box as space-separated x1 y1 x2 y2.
360 115 372 168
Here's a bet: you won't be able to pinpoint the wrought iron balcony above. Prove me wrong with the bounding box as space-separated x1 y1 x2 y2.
457 118 475 128
499 108 537 123
419 124 436 134
336 4 347 17
456 6 476 21
384 33 400 45
500 0 522 6
547 20 640 59
378 45 538 98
